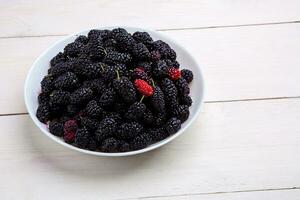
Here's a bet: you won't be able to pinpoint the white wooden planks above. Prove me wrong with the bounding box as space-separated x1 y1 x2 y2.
1 98 300 199
0 0 300 37
1 23 300 114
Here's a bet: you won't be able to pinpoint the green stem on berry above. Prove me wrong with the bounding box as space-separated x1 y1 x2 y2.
115 70 120 80
140 95 145 103
151 78 155 87
129 69 134 72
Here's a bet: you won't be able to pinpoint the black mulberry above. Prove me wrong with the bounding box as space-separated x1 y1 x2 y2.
101 138 119 152
160 78 177 102
38 92 49 104
181 69 194 83
113 76 137 104
49 121 64 136
130 133 152 150
132 43 151 60
75 35 88 44
165 117 181 135
54 72 79 90
103 51 132 64
49 90 70 106
41 75 54 94
75 127 90 148
150 86 165 112
80 117 100 132
174 77 190 95
147 127 167 141
36 103 50 123
64 42 83 57
125 102 146 121
180 95 193 107
98 88 117 107
86 100 103 118
70 88 93 105
82 79 106 94
50 52 67 67
95 118 117 142
117 122 143 140
133 31 153 46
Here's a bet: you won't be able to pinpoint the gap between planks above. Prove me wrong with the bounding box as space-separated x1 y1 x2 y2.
121 187 300 200
1 96 300 117
0 20 300 40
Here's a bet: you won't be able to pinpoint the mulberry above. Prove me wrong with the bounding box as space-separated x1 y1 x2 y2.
167 67 181 80
88 42 107 61
41 75 54 94
64 120 78 134
54 72 79 90
142 109 154 126
151 40 176 60
80 117 99 132
49 121 64 137
50 52 67 67
132 43 151 60
82 79 106 94
174 77 190 95
130 133 152 150
75 127 90 148
95 118 117 142
64 42 83 57
74 63 101 79
49 90 70 106
48 61 71 77
180 95 193 107
132 31 153 45
165 117 181 135
38 92 49 104
75 35 88 44
86 100 103 118
125 102 146 121
101 138 119 152
98 88 117 107
147 127 167 141
150 86 165 112
113 76 137 104
152 60 169 78
160 78 177 102
181 69 194 83
103 51 132 64
134 79 154 97
70 87 93 105
117 122 143 140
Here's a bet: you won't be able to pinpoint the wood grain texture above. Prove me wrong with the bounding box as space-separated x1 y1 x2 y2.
137 189 300 200
0 0 300 37
1 99 300 199
1 23 300 114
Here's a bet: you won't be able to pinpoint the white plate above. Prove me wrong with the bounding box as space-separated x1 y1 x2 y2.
24 26 205 156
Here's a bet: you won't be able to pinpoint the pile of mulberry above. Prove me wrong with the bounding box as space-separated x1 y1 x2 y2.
36 28 195 152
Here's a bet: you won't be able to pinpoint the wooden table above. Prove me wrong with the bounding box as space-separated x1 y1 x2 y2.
1 1 300 199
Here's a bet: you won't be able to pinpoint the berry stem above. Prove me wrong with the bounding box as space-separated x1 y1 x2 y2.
100 63 105 71
140 95 145 103
151 78 155 87
115 70 120 80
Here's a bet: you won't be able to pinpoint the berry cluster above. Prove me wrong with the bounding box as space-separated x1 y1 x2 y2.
36 28 194 152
